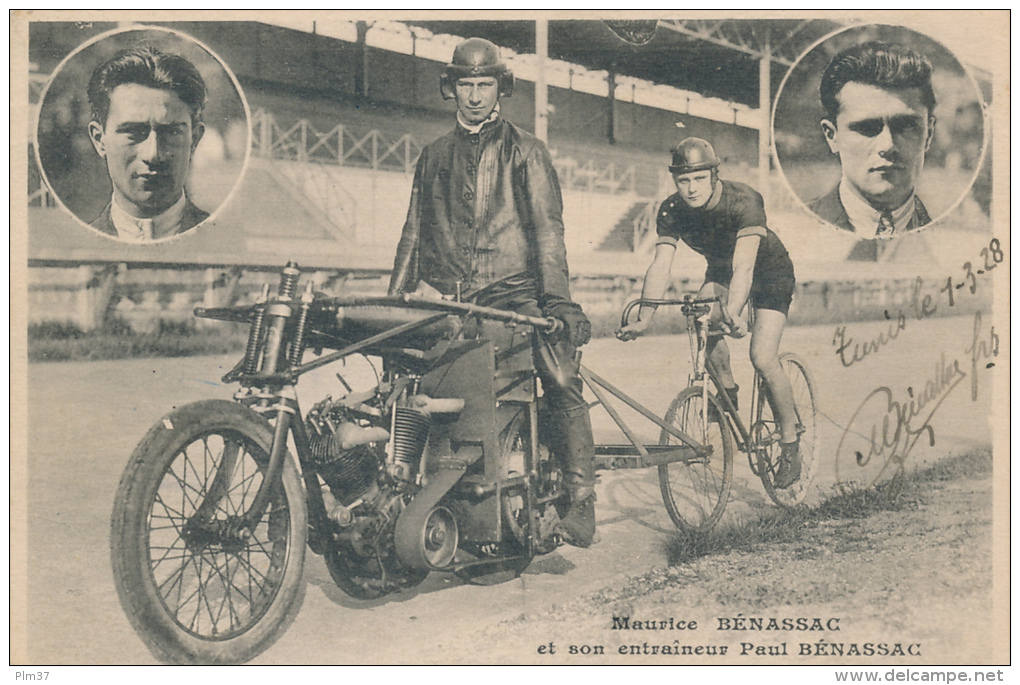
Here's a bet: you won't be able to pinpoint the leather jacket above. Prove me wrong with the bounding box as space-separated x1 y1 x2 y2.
388 116 574 310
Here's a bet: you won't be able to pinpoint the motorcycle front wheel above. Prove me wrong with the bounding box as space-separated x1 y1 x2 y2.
110 400 307 664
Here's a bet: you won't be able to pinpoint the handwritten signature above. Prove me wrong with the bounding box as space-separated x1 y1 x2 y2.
835 310 997 495
832 310 907 368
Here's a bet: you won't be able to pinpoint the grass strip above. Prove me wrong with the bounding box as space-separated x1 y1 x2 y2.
663 448 992 566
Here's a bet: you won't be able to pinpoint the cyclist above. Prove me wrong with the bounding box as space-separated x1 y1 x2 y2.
616 137 802 487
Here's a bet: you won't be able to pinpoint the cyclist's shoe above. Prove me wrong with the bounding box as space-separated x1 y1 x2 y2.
774 439 802 489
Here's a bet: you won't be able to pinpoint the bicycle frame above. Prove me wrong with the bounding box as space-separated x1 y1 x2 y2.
618 296 773 458
578 364 709 469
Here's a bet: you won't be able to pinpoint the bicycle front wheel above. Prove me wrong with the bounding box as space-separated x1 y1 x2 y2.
658 387 734 532
757 353 820 508
110 400 307 664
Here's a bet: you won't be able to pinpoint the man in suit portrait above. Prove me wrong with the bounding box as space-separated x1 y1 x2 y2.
86 46 209 241
809 41 937 238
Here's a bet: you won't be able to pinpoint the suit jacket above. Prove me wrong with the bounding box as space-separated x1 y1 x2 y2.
89 198 210 240
807 185 931 235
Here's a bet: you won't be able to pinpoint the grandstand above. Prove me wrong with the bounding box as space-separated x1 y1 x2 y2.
26 19 992 332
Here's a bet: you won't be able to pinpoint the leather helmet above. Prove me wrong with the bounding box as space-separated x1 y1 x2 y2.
440 37 514 100
669 137 721 174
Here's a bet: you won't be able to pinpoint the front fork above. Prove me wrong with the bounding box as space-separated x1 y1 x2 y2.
183 392 299 545
191 262 317 541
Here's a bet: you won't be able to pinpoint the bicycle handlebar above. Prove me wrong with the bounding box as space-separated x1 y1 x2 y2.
619 297 720 329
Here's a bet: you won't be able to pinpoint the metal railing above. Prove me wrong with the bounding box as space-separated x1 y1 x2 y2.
250 109 424 174
556 159 637 195
249 109 639 195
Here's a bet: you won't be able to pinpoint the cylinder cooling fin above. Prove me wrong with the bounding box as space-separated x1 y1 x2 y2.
391 406 430 481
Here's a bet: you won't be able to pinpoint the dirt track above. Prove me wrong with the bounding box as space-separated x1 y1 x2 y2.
18 315 1000 664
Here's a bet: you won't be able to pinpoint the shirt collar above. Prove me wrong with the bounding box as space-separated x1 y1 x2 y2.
703 179 724 211
838 179 917 239
109 193 188 242
457 103 500 134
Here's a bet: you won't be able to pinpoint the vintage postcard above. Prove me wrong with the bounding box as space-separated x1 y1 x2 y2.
10 10 1009 672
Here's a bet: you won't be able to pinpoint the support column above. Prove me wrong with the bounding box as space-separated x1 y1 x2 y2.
606 64 616 145
203 267 244 310
535 19 549 143
76 264 119 332
758 27 771 202
355 21 370 98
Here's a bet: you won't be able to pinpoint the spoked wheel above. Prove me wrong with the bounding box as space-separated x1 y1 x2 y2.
323 490 430 600
324 547 388 600
658 387 734 532
323 543 429 600
756 353 820 508
110 400 307 664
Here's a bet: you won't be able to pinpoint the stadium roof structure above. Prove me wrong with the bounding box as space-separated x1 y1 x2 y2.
405 18 844 108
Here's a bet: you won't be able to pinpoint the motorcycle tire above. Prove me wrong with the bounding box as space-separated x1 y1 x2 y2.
110 400 307 664
324 541 429 600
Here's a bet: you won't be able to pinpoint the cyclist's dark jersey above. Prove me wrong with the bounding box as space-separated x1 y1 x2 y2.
655 179 794 289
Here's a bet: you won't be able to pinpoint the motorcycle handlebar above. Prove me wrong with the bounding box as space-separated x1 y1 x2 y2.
196 293 561 333
393 294 560 332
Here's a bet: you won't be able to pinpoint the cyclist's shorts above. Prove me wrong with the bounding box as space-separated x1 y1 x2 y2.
704 275 795 317
750 274 795 316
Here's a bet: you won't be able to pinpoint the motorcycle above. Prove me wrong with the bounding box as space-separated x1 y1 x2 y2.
110 262 578 664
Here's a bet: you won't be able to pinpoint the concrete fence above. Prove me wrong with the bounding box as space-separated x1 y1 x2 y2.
28 263 986 338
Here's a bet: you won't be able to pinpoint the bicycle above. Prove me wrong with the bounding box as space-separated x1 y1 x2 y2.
620 296 820 532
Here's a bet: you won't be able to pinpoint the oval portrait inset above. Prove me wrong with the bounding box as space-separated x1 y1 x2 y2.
35 25 250 243
772 24 988 239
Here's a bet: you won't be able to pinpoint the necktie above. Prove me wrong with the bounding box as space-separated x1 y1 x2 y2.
138 219 154 241
875 211 895 238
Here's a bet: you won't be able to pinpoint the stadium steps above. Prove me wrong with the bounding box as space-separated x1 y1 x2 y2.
595 200 654 252
264 161 356 241
561 192 646 256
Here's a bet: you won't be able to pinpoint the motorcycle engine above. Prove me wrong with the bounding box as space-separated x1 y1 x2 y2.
305 399 388 504
311 437 379 503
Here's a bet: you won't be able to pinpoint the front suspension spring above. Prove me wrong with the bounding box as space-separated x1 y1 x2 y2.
242 284 271 374
278 261 301 299
288 281 316 366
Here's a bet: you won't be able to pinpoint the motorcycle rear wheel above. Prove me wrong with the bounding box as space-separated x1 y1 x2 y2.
323 532 430 600
110 400 307 664
454 406 544 584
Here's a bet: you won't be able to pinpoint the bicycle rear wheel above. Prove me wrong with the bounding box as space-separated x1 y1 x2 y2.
756 353 820 507
658 387 734 532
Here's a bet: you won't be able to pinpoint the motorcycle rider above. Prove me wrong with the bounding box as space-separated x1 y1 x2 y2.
389 38 598 546
616 137 803 487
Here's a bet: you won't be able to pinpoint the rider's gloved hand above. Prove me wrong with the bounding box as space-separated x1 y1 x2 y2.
545 302 592 348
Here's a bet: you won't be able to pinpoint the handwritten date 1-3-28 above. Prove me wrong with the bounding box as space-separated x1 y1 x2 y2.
941 238 1004 307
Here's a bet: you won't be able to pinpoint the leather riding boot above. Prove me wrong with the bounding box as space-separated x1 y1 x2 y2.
557 405 596 489
548 404 598 548
558 485 597 548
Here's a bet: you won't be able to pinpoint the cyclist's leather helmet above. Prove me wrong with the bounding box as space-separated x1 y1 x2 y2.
669 137 721 174
440 37 515 100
